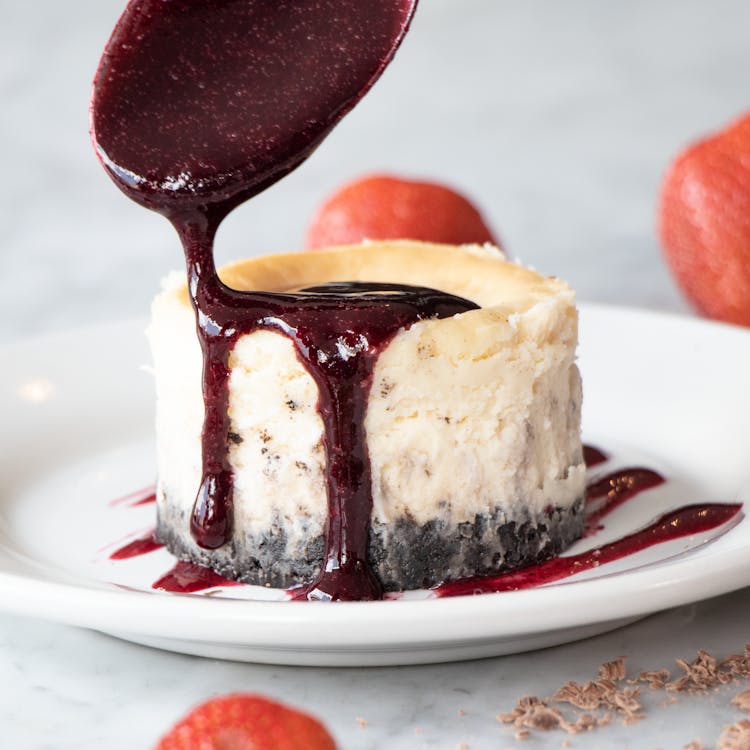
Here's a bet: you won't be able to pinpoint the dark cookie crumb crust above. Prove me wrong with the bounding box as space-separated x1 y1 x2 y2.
156 495 585 592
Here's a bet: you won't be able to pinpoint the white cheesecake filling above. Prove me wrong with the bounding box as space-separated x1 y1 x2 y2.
148 242 585 555
367 301 583 526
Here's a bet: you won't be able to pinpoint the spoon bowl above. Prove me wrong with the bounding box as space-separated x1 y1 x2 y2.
91 0 418 218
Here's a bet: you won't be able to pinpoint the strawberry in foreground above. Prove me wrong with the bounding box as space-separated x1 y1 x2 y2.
154 694 338 750
306 173 499 250
659 111 750 327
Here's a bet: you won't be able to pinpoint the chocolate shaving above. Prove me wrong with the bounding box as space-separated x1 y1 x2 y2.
599 658 626 681
573 713 599 732
637 669 671 689
723 647 750 681
498 679 638 737
499 696 582 734
553 678 643 722
667 650 736 693
497 645 750 743
718 720 750 750
497 696 574 733
667 650 733 693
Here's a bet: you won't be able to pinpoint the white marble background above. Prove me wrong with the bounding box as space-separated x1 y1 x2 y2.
2 0 750 747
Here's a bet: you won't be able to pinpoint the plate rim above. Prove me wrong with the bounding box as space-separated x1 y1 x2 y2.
1 303 749 652
0 528 749 648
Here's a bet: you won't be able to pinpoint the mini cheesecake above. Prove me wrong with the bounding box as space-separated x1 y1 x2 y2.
148 241 585 591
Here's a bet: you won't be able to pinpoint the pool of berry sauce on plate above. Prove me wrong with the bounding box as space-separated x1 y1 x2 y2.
108 486 156 508
108 445 742 596
584 467 665 535
109 530 163 561
433 445 740 597
582 444 608 468
153 561 243 595
433 503 741 598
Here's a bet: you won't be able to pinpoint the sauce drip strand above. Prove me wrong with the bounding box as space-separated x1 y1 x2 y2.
108 486 156 508
109 530 163 560
170 271 475 601
585 467 665 535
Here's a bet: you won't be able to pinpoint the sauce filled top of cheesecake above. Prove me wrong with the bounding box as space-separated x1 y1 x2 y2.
90 0 485 600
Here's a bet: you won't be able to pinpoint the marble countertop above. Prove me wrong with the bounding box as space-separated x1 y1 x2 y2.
5 592 750 749
2 0 750 747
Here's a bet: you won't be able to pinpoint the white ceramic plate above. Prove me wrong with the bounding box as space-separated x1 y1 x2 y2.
1 304 749 666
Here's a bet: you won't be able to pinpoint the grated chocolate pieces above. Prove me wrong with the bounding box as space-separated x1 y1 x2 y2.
718 719 750 750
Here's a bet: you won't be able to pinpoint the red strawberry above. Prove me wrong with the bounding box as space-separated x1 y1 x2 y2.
306 173 499 250
659 112 750 327
154 694 338 750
